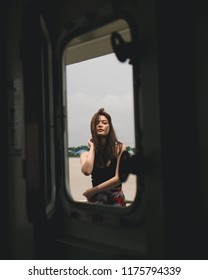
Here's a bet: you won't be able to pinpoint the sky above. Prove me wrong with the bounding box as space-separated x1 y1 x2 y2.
66 53 135 147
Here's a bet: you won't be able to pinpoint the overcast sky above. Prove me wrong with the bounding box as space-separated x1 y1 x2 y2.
66 53 135 147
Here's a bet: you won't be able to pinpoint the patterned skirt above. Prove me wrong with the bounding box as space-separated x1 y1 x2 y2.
90 187 126 207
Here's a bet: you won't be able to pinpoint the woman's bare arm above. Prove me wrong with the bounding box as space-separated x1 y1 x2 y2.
80 140 95 175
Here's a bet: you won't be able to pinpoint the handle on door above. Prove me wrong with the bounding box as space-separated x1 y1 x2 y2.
119 150 145 182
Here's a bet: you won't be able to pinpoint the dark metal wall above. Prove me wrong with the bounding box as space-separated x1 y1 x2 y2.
1 0 208 259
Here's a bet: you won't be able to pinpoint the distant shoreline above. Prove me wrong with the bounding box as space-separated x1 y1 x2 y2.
68 146 136 157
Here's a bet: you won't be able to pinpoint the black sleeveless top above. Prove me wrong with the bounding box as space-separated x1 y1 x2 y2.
91 157 121 188
91 156 126 206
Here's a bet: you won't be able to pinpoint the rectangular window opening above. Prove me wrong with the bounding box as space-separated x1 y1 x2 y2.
64 19 137 208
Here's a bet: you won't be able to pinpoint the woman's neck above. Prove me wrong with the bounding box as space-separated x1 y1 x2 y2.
99 136 107 145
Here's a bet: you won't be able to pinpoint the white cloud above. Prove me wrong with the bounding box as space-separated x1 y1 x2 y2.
66 54 135 147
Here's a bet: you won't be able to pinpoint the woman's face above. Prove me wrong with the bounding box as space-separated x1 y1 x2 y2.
96 115 110 136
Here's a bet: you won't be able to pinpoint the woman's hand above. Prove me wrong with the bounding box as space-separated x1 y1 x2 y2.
83 187 97 202
88 139 94 149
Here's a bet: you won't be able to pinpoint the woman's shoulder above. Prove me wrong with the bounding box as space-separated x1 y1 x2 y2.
115 141 126 156
115 141 126 148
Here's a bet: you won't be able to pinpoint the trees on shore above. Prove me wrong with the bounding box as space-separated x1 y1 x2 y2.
68 146 135 157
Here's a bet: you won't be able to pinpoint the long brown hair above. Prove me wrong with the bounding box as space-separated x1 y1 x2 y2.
90 108 122 167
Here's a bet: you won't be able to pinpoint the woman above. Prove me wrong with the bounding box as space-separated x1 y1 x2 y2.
80 108 126 207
